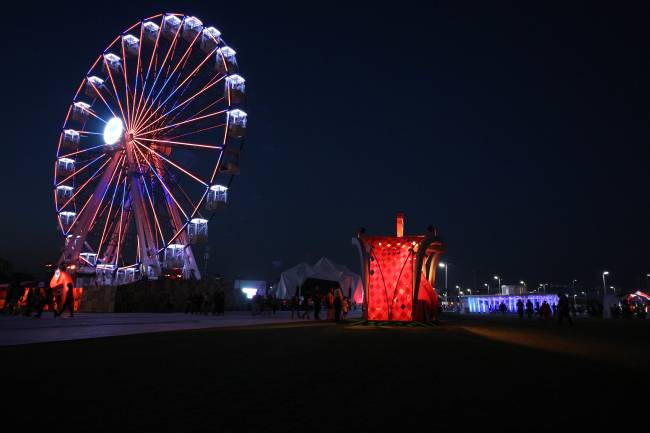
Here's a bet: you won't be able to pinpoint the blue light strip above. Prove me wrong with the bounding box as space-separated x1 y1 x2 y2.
466 294 560 313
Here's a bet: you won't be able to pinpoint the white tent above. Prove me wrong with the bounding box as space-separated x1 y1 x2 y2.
274 257 363 303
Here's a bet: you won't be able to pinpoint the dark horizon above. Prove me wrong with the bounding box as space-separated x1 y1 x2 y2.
0 1 648 290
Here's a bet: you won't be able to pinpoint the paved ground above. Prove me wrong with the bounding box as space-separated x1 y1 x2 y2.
1 314 647 432
0 311 360 345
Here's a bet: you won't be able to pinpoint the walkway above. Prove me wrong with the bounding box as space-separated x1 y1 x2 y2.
0 311 337 346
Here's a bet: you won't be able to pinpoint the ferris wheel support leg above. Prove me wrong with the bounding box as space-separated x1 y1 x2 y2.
59 152 124 267
126 142 161 279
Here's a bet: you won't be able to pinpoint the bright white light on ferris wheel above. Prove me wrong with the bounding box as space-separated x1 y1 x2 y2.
103 117 123 145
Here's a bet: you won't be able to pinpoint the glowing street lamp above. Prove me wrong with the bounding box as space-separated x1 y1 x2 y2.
602 271 609 295
439 262 448 291
493 275 501 293
484 283 489 295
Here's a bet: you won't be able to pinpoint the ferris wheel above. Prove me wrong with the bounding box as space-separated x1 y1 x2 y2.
54 13 247 284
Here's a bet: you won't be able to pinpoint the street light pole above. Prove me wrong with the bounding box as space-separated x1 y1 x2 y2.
438 263 448 292
602 271 609 296
484 283 489 295
493 275 501 294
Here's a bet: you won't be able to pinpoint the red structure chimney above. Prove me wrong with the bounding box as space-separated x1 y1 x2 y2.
396 212 404 238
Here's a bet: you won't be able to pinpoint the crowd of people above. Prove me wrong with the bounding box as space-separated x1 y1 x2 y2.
0 264 76 318
510 295 573 324
301 286 353 322
185 289 226 315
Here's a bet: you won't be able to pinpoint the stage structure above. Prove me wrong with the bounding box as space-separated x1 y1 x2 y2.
53 13 246 285
352 213 446 322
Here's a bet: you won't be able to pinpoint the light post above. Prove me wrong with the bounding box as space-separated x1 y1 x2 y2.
484 283 489 295
602 271 609 296
493 275 501 294
646 273 650 290
519 280 526 294
455 285 461 297
439 262 448 292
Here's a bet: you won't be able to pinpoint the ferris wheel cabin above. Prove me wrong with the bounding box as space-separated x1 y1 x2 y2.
162 14 182 40
188 218 208 244
216 46 237 74
200 26 221 53
62 129 80 149
206 184 228 210
182 16 203 43
71 103 90 123
227 109 247 138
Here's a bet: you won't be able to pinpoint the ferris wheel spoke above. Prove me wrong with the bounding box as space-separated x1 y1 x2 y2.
162 96 226 137
102 56 127 124
166 123 227 142
115 179 129 266
134 19 163 131
96 163 126 262
68 151 123 235
132 143 190 220
59 157 113 210
164 187 209 249
86 153 125 234
133 151 165 247
152 45 224 125
134 22 183 129
136 75 225 133
65 192 95 234
135 137 222 151
135 39 223 133
56 153 108 186
133 140 208 187
147 31 200 117
137 109 227 136
86 76 121 122
132 23 145 120
58 143 107 159
120 38 132 130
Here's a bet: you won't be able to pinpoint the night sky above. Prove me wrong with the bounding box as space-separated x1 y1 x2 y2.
0 1 648 290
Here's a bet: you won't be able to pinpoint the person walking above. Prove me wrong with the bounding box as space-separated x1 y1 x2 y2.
557 294 573 325
516 299 524 319
58 283 75 318
302 296 311 320
35 281 57 318
326 288 335 320
342 296 350 320
49 264 75 318
334 288 343 322
290 294 299 319
313 294 321 320
525 299 534 318
540 301 551 320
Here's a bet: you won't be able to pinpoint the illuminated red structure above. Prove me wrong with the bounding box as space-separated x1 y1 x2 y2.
353 213 446 322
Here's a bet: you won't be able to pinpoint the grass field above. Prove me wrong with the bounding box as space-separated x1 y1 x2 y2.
2 314 648 432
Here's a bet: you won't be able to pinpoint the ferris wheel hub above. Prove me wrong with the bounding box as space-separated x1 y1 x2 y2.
103 117 124 145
